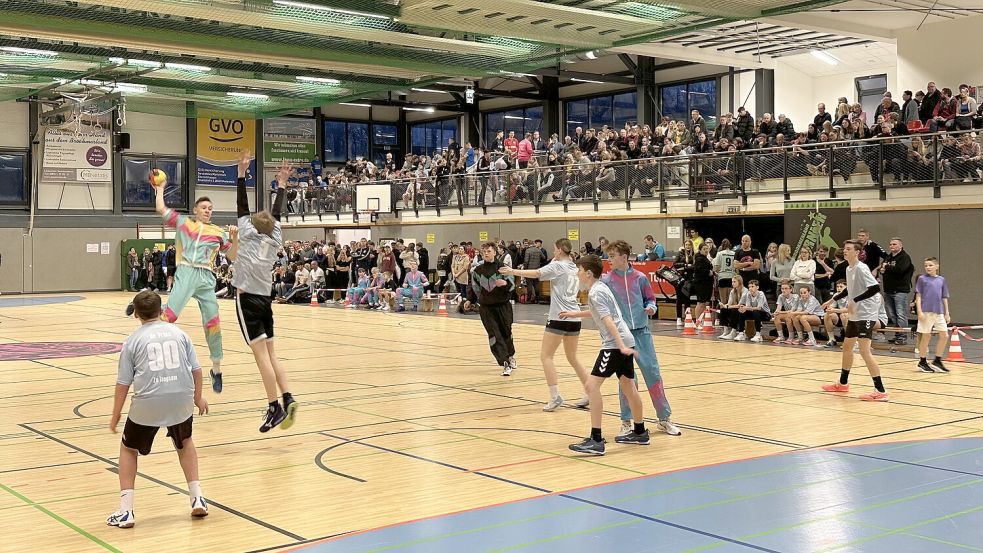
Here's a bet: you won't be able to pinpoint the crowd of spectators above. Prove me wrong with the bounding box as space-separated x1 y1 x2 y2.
275 81 983 216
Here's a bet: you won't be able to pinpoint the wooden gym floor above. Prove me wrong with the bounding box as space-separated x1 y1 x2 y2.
2 293 983 553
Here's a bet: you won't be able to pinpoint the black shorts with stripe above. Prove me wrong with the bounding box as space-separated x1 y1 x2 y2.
545 320 581 336
236 292 274 344
845 320 876 340
590 349 634 379
122 416 193 456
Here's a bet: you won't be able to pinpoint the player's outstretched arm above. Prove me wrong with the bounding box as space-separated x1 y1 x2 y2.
271 160 290 222
237 150 251 218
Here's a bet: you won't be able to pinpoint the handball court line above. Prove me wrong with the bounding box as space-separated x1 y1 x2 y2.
17 423 307 542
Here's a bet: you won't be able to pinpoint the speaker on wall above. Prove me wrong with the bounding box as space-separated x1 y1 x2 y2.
115 132 131 151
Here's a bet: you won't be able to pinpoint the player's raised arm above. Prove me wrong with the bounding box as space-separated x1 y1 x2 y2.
237 150 252 218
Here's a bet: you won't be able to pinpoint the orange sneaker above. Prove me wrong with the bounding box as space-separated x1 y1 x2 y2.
821 382 850 392
859 390 889 402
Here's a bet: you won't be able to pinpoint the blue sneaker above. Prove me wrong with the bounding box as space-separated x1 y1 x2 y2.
396 305 406 312
411 306 418 312
209 369 223 394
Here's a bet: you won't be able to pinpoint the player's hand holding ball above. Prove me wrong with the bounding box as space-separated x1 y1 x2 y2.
149 169 168 189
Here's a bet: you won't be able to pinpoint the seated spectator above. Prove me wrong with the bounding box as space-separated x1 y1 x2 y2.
772 280 798 344
736 279 771 342
787 286 825 346
717 275 745 340
821 279 850 348
639 234 665 261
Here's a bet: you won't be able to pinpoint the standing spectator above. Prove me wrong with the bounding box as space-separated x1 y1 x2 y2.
814 103 832 128
900 90 919 124
451 244 471 299
915 257 950 373
882 238 914 345
813 246 834 303
735 107 754 142
769 244 794 288
733 235 762 288
503 131 519 164
673 240 696 327
517 132 534 169
712 238 736 305
919 82 943 124
692 242 715 322
789 247 817 295
856 229 886 277
521 238 544 303
417 244 430 286
436 247 451 293
127 247 140 291
687 109 705 133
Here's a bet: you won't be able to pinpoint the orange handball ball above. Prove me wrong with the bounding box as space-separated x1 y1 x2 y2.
149 169 168 188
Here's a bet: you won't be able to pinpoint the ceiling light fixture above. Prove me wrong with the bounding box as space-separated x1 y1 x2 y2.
571 78 603 84
583 50 598 60
503 115 530 120
228 91 269 99
165 62 211 72
410 88 447 94
402 107 435 113
339 102 372 107
1 46 58 56
810 49 839 66
110 57 162 68
272 0 390 19
297 76 341 84
497 70 537 78
115 83 148 93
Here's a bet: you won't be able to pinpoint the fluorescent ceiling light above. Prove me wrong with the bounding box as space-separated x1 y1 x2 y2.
297 76 340 84
80 79 108 86
498 70 537 78
810 50 839 66
272 0 390 19
402 107 435 113
584 51 597 60
110 57 161 68
228 91 269 99
115 83 148 93
339 102 371 107
410 88 446 94
1 46 58 56
571 78 603 84
503 115 530 120
165 62 211 72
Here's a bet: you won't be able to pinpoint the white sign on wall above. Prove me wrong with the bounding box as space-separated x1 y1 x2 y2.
667 226 681 239
41 128 112 184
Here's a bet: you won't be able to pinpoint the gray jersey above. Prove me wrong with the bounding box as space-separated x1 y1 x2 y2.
588 281 634 349
117 321 200 427
777 293 799 312
231 215 283 296
538 259 579 321
846 262 880 321
798 296 825 317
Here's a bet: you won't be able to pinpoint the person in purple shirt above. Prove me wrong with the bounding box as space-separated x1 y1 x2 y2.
915 257 951 373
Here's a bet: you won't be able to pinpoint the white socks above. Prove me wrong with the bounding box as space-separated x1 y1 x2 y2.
189 481 202 499
548 385 559 400
808 331 815 340
119 489 134 511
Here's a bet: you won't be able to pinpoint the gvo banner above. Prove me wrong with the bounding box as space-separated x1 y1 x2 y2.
783 199 851 257
196 117 256 186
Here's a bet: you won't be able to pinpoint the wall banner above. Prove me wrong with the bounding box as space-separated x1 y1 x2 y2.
41 128 112 184
783 199 851 258
196 117 256 186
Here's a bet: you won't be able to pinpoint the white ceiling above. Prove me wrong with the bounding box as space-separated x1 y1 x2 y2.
777 42 897 77
769 0 983 40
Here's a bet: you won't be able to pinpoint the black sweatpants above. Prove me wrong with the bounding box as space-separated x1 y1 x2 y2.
478 301 515 366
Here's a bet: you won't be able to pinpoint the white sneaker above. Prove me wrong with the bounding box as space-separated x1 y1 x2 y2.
325 299 335 304
802 338 817 347
719 329 735 340
676 318 683 328
750 334 763 343
501 364 513 376
507 356 517 370
190 496 209 518
657 419 682 436
573 395 590 409
617 420 632 437
734 332 748 341
107 510 135 528
543 396 564 412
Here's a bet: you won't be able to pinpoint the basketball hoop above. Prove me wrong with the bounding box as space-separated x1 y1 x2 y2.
357 209 378 223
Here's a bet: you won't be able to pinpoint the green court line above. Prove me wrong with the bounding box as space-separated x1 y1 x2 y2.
817 504 983 552
483 519 641 553
0 482 120 553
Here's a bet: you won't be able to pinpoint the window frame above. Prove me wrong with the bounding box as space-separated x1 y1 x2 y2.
657 77 719 130
409 117 458 157
121 153 190 212
483 103 544 148
562 88 638 137
0 148 30 208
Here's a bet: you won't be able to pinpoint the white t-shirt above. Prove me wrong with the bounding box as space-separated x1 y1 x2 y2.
538 260 578 321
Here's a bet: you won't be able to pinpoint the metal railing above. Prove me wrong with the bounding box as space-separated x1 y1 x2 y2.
277 129 981 221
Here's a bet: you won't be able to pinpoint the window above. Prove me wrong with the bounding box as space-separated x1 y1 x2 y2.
485 106 543 148
373 124 397 146
856 74 888 126
564 92 637 136
0 151 28 205
123 155 187 209
323 120 373 162
659 79 717 129
409 118 457 157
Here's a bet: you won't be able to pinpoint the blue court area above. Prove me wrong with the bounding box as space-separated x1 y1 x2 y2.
0 295 84 308
306 438 983 553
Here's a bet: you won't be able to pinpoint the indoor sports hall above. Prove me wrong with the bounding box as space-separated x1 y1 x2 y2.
1 1 983 552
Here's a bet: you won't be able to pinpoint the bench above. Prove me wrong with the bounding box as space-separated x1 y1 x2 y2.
750 320 915 352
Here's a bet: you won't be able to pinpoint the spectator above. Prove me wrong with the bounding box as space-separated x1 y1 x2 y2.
814 103 832 128
919 81 943 124
776 114 795 138
813 246 834 304
789 247 817 295
451 244 471 299
901 90 919 124
758 113 777 140
733 234 762 287
673 239 696 327
735 107 754 142
882 237 914 344
521 238 545 303
687 109 705 133
517 132 534 169
954 84 978 131
736 279 771 342
915 257 950 373
639 234 665 261
692 242 715 322
856 229 885 276
769 244 793 287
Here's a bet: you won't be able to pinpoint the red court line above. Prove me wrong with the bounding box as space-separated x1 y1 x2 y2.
467 455 558 473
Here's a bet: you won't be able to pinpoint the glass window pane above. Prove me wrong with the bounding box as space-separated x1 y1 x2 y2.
123 157 185 207
323 120 346 162
485 111 504 149
613 92 637 130
661 84 687 122
410 124 426 156
525 106 543 136
373 124 397 146
588 95 612 130
688 80 717 129
348 122 369 160
503 109 524 137
0 153 26 203
441 119 457 152
565 99 588 138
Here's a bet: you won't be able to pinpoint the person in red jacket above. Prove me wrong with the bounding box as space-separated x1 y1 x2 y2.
517 132 534 169
503 131 519 168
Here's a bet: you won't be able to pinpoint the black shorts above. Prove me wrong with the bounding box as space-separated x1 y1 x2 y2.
845 320 877 339
590 349 634 379
236 292 274 344
122 416 193 456
694 283 713 303
545 320 581 336
717 278 733 289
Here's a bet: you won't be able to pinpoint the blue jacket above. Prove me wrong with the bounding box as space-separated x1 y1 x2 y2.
601 265 658 330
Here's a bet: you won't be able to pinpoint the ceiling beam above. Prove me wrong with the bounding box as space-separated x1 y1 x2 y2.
760 14 897 42
617 53 639 77
611 43 775 70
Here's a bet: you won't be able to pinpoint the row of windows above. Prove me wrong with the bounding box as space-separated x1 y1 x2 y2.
564 91 638 139
410 119 458 157
485 106 543 148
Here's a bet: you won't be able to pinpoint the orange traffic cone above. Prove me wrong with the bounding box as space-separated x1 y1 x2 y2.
437 296 448 316
343 294 350 309
682 308 697 335
310 291 319 307
701 308 716 334
946 328 965 362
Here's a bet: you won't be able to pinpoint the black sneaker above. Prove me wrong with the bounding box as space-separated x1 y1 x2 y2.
279 396 298 430
931 359 949 373
125 303 135 317
568 437 605 456
209 369 223 393
259 403 287 433
917 360 935 373
615 430 651 445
